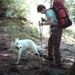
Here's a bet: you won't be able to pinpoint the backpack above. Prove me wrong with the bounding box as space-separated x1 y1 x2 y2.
52 0 72 28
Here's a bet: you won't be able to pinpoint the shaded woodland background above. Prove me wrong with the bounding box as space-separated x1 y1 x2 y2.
0 0 75 75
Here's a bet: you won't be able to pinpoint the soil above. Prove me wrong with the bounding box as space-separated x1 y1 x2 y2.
0 37 75 75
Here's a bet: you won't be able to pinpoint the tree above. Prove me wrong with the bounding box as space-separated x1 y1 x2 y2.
64 62 75 75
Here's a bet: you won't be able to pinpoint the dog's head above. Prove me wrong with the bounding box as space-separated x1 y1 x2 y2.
11 37 22 50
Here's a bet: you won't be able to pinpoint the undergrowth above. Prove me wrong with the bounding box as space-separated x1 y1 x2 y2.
62 25 75 45
0 19 75 46
0 19 40 42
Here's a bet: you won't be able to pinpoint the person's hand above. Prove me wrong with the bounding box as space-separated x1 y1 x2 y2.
41 17 45 22
38 21 41 26
38 21 43 26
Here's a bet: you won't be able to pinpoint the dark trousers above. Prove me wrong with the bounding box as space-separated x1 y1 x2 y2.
48 28 63 64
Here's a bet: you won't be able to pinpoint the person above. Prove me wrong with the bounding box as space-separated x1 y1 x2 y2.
37 4 63 67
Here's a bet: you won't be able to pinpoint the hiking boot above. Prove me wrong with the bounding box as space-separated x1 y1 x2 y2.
51 62 62 67
44 56 54 61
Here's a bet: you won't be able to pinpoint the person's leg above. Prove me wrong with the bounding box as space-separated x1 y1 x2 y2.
52 28 62 65
48 34 54 58
45 33 54 60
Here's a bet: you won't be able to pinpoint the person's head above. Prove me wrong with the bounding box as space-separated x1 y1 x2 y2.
37 4 46 14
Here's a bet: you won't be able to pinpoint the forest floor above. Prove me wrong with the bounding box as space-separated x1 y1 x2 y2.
0 35 75 75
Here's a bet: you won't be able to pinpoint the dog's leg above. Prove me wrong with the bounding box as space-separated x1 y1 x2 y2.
13 53 17 59
15 50 22 64
37 52 40 59
34 51 40 58
32 47 40 59
25 52 29 59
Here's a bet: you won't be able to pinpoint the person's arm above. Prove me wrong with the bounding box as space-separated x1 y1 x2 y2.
42 16 54 25
39 16 54 26
41 17 46 22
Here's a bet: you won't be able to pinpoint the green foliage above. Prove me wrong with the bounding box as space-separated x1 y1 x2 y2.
0 0 30 18
0 19 40 42
63 27 75 45
66 0 75 17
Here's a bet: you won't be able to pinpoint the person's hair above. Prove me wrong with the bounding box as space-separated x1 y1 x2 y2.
37 4 46 12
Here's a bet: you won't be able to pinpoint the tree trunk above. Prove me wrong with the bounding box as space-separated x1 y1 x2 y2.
64 62 75 75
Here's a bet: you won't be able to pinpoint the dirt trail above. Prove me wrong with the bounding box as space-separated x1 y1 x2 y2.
0 38 75 75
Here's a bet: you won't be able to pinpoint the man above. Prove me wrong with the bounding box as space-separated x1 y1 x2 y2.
37 4 63 67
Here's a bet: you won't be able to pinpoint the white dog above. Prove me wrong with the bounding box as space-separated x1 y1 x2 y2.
11 37 46 64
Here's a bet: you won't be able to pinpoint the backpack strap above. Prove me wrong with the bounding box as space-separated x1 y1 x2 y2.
47 8 59 25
